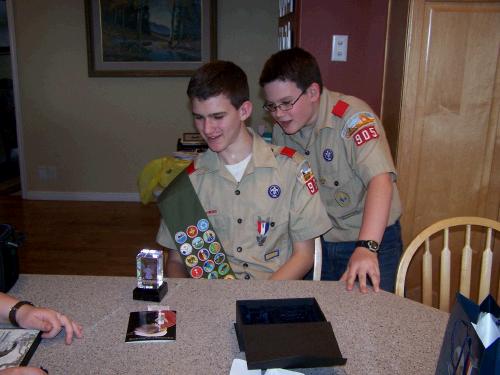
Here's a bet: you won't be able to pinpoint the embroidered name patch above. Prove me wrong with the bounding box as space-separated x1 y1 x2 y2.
264 249 280 261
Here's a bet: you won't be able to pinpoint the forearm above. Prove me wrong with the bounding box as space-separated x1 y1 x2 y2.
0 292 19 323
270 239 314 280
358 173 393 242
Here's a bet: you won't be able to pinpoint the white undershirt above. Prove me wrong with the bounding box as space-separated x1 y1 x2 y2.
224 153 252 183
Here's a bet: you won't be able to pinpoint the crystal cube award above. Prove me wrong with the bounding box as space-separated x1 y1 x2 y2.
133 249 168 302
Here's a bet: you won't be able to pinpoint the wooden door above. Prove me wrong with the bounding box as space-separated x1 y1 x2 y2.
397 1 500 297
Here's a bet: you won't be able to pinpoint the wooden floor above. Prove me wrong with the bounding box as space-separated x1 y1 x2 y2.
0 196 162 276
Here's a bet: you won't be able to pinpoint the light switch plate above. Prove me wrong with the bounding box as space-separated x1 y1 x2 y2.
331 35 348 62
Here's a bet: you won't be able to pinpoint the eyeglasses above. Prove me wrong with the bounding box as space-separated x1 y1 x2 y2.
263 91 306 112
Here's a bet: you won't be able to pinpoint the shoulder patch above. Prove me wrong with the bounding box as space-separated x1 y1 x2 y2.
273 146 305 166
341 112 377 139
186 161 196 175
332 100 349 118
280 146 296 158
298 161 319 195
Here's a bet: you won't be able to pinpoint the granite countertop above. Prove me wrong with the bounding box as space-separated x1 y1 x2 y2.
7 275 449 375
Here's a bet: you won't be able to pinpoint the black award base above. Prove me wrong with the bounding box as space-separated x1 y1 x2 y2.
133 282 168 302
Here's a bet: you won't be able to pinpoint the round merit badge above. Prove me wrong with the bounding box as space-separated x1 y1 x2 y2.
174 231 188 244
224 274 236 280
186 225 198 238
207 271 219 279
268 184 281 198
203 230 216 244
213 252 225 265
218 262 230 276
197 218 209 232
192 237 205 250
185 255 198 268
209 242 221 254
203 260 215 273
197 248 210 261
190 266 203 279
323 148 334 161
180 243 193 256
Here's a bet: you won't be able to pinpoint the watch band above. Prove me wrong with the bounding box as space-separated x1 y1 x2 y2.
8 300 34 327
355 240 380 253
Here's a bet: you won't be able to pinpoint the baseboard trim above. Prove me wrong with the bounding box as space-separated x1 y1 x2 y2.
25 191 140 202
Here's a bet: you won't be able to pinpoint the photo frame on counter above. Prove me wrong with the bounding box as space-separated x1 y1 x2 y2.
85 0 216 77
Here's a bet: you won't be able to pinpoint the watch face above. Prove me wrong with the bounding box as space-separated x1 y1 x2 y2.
367 240 379 251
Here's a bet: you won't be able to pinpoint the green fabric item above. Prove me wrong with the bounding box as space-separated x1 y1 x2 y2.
157 169 236 279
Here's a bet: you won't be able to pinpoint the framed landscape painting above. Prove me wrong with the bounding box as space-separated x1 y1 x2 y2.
85 0 216 77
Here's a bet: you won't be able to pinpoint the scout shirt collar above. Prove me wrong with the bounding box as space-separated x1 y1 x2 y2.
193 128 277 179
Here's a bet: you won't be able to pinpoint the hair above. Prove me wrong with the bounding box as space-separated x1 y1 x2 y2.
259 47 323 93
187 60 250 109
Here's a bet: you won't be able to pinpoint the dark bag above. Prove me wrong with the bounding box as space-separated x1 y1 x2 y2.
435 293 500 375
0 224 24 292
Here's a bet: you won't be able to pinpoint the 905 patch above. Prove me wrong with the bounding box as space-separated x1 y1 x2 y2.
342 112 377 139
353 125 379 146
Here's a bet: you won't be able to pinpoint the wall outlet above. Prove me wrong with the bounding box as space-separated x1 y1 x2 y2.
331 35 348 62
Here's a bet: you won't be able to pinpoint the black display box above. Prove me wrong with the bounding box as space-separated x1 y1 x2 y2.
133 282 168 302
234 297 347 370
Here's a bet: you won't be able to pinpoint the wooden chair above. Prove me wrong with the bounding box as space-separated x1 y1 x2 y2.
313 237 323 281
395 216 500 312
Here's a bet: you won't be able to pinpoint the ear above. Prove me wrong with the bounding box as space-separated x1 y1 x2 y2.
306 83 321 102
238 100 253 121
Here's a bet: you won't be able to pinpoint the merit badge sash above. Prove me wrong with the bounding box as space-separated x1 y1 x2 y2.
157 168 236 280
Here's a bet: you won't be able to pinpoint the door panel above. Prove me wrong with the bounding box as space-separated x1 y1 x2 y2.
398 1 500 298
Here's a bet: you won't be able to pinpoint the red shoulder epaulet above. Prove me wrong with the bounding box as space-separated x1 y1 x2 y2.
280 147 297 158
186 162 196 175
331 100 349 118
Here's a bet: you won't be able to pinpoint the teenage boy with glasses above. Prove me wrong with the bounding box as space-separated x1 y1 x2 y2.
259 48 402 293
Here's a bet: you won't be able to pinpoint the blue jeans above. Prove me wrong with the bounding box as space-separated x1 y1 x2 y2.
306 221 402 292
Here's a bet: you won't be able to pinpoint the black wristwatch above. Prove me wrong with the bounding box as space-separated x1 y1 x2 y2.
8 300 34 327
355 240 380 254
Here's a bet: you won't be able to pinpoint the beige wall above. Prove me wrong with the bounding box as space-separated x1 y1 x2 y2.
10 0 277 200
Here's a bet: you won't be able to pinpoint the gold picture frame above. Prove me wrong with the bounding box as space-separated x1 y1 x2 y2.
85 0 217 77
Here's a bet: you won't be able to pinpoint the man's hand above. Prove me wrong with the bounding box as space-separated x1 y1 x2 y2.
15 305 83 345
340 247 380 293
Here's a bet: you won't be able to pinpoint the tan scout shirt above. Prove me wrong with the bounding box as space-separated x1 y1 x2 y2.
157 129 332 280
273 89 402 242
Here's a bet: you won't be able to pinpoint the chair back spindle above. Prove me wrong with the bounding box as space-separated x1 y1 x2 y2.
459 225 473 298
478 228 493 303
439 228 451 311
422 238 433 306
